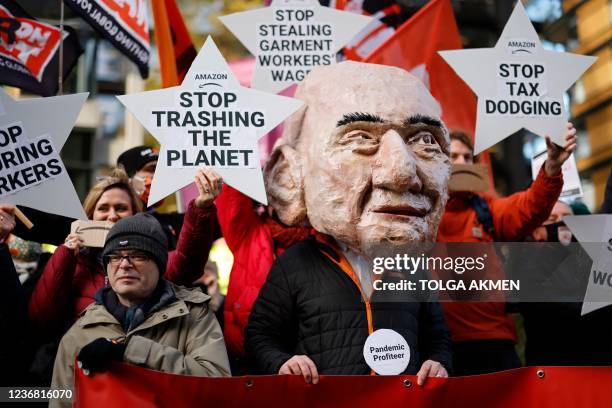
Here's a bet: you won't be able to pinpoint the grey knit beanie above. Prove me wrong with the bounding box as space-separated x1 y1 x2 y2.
102 213 168 274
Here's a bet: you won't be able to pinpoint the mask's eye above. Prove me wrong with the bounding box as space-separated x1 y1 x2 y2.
341 130 376 142
338 130 379 155
408 131 437 145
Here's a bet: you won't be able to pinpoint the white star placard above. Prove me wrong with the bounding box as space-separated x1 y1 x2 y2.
117 37 303 206
219 0 373 93
0 89 87 219
439 1 596 154
564 215 612 315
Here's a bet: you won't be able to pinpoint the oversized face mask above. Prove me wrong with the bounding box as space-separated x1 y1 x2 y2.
267 62 451 256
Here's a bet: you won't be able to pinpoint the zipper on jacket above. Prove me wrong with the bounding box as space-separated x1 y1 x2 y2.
315 234 375 375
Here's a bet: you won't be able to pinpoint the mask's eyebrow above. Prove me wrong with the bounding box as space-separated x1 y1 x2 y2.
336 112 384 127
403 114 443 129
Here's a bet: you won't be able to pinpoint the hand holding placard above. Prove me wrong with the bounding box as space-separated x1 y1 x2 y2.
69 220 114 249
193 169 223 209
543 122 577 177
0 203 15 242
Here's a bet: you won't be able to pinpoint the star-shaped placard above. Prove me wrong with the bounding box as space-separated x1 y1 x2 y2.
439 1 596 154
564 215 612 315
0 89 87 219
117 37 303 206
219 0 373 93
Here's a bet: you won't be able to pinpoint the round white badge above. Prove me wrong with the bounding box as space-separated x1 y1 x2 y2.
363 329 410 375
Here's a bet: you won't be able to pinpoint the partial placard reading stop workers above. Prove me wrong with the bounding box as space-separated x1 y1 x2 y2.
0 122 64 197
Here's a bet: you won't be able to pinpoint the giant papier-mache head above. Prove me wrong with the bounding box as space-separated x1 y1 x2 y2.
265 61 452 257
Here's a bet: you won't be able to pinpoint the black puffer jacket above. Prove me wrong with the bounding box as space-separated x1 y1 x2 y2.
245 236 452 375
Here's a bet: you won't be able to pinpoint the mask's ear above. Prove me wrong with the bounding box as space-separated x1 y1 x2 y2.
264 144 307 226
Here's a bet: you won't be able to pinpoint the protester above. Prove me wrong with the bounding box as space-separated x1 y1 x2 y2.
437 126 576 375
117 145 189 249
0 212 61 387
51 213 231 408
28 167 222 336
530 200 573 243
519 201 612 366
246 61 452 384
0 204 30 385
217 185 311 361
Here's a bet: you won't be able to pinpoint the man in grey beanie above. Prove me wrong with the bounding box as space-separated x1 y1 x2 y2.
50 213 231 408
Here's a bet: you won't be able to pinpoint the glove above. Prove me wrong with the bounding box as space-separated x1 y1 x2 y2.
77 338 126 374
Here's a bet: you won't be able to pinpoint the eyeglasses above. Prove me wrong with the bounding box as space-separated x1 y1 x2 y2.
104 252 151 266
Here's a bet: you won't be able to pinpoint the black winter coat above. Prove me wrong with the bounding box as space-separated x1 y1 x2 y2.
245 237 452 375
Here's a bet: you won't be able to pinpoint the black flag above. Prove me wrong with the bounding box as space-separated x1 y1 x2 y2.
63 0 150 78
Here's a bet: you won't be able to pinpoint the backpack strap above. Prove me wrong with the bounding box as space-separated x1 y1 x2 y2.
468 195 496 239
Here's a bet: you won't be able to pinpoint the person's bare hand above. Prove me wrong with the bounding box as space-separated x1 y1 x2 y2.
202 274 219 295
63 233 84 256
544 122 577 177
416 359 448 386
0 204 16 242
278 355 319 384
194 169 223 209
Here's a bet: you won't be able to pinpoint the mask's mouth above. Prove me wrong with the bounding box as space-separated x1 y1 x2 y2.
371 201 430 218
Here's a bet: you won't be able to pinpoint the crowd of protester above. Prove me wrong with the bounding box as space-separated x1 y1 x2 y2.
1 142 610 389
0 72 611 398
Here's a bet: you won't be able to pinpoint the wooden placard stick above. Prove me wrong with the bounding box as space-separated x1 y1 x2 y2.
14 207 34 229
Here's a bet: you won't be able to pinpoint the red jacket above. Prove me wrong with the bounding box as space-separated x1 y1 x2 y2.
28 201 217 335
217 186 311 357
436 167 563 342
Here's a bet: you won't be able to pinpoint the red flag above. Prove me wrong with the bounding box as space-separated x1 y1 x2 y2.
364 0 476 134
165 0 197 84
150 0 198 87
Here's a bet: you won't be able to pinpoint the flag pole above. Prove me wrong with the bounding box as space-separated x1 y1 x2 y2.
58 0 64 95
151 0 178 88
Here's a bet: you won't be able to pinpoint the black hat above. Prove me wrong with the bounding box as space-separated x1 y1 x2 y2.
102 213 168 274
117 146 159 177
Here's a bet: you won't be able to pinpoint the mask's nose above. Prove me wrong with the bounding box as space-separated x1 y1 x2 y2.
372 130 422 193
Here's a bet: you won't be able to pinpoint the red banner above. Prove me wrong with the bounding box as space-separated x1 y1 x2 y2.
75 363 612 407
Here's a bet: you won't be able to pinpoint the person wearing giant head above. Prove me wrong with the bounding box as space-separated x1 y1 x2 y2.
246 61 452 384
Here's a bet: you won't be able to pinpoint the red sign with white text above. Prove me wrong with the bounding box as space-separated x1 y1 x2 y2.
0 5 62 80
0 0 82 95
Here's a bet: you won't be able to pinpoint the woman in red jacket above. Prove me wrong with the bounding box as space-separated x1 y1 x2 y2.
217 185 311 361
28 167 222 336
